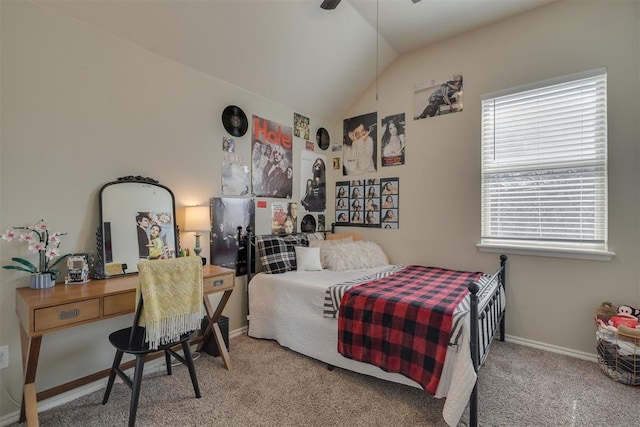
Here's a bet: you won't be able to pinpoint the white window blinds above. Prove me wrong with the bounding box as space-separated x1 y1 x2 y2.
481 68 607 249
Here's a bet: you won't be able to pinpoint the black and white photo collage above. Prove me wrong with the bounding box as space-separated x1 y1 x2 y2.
335 178 399 229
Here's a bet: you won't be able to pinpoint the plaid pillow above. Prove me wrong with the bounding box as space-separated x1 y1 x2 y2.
256 235 308 274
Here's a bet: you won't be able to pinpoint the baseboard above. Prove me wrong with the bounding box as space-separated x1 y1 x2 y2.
504 334 597 362
0 326 248 427
230 325 247 339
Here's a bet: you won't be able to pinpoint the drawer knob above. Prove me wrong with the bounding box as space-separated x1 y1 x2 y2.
59 308 80 320
214 279 224 286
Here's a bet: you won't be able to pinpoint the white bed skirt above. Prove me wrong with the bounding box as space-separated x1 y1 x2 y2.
247 267 477 426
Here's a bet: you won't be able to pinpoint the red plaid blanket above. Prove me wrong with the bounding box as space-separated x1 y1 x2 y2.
337 265 483 394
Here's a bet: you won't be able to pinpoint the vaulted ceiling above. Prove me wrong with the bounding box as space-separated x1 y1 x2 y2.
36 0 555 122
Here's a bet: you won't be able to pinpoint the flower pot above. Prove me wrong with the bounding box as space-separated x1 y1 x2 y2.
30 273 54 289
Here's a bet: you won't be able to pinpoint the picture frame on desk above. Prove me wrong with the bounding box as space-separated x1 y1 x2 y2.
65 253 90 284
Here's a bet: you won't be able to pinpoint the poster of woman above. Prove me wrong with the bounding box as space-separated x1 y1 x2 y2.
342 112 377 176
381 113 406 167
300 150 326 212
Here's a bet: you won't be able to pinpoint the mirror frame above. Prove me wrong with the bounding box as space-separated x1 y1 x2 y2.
95 176 179 279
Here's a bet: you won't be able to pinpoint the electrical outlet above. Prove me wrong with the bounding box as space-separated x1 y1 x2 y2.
0 345 8 369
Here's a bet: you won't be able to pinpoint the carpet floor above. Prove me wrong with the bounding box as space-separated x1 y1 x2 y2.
10 333 640 426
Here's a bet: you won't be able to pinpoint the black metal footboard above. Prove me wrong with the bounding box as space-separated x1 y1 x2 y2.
468 254 507 427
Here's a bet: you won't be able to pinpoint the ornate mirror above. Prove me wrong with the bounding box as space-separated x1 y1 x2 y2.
95 176 179 278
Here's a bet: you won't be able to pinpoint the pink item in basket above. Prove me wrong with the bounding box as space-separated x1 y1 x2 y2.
608 314 640 329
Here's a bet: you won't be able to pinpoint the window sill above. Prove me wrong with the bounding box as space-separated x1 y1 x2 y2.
477 242 615 261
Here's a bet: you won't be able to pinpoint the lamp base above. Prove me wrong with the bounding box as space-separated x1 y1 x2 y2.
193 233 206 265
194 233 203 256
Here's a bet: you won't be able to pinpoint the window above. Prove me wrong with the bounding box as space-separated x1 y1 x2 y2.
479 68 612 260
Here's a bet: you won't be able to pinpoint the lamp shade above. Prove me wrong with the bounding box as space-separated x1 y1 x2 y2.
184 206 210 232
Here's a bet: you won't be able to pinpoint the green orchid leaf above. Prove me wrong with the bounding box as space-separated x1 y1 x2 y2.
3 265 35 273
9 257 37 272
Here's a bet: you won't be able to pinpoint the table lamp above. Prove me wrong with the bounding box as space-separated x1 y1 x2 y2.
184 205 210 260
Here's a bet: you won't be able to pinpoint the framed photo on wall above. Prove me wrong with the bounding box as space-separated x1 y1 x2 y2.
334 178 399 229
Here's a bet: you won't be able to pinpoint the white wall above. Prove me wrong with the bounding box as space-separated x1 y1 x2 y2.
329 0 640 356
1 0 639 421
0 1 328 418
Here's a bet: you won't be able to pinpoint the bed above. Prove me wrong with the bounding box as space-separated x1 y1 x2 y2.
241 228 506 427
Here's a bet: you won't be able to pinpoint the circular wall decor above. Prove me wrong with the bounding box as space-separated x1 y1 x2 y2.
222 105 248 137
301 214 316 232
316 127 330 151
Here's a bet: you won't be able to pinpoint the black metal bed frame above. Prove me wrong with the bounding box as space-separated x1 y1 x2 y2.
468 254 507 427
236 224 507 427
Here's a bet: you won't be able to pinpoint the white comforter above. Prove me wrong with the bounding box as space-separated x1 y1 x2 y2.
247 266 477 426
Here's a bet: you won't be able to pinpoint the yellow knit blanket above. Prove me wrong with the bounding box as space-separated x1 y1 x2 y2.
137 257 203 350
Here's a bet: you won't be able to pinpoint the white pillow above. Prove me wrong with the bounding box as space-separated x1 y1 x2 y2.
294 246 323 271
309 237 354 268
322 241 389 271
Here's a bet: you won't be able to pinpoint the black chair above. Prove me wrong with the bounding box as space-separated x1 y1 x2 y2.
102 257 202 427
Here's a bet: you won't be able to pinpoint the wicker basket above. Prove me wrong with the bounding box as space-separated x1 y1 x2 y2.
595 314 640 386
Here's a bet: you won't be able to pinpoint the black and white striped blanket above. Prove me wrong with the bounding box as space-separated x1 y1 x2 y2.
323 265 500 349
323 264 405 318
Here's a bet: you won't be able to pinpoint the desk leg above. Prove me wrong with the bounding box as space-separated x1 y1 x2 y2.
19 327 41 426
198 290 233 371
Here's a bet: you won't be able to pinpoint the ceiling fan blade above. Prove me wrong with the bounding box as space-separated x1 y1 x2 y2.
321 0 419 10
320 0 342 10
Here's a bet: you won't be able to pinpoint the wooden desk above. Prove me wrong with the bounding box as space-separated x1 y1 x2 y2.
15 265 235 426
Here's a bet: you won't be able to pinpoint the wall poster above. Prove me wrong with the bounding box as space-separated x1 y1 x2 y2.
300 150 326 212
335 177 399 228
271 201 288 235
342 112 377 176
294 112 310 140
251 115 293 198
211 197 255 276
413 74 463 120
221 161 249 196
381 113 406 167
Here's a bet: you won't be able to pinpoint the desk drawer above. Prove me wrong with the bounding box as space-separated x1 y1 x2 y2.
104 291 136 316
34 299 100 332
203 274 234 293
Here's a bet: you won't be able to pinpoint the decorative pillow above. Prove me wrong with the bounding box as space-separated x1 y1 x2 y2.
294 246 322 271
322 241 389 271
308 236 354 268
256 235 308 274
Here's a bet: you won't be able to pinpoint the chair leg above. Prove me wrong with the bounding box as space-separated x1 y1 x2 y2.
128 355 146 427
181 341 201 398
165 350 172 375
102 350 124 405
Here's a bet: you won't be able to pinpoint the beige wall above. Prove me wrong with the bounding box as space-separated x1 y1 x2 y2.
329 0 639 355
0 1 327 418
1 0 639 421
